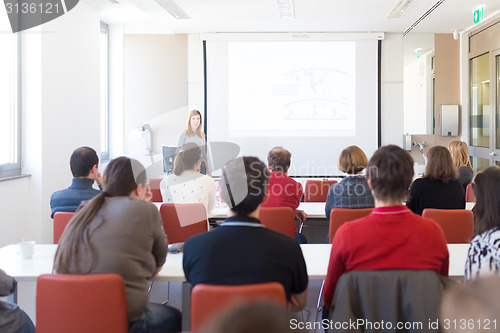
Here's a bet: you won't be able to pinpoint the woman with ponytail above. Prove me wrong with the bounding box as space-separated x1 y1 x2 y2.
53 157 181 333
160 142 216 213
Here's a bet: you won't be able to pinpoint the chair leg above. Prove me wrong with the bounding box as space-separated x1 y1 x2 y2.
316 280 324 311
148 280 154 293
161 281 170 305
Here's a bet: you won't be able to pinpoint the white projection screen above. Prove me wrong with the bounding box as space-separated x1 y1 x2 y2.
204 33 381 177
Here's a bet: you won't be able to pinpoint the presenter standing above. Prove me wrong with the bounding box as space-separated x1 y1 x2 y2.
177 110 210 174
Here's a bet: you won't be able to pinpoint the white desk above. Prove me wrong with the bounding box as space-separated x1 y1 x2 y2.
158 202 473 217
298 202 326 219
2 242 468 324
1 242 468 289
206 202 327 220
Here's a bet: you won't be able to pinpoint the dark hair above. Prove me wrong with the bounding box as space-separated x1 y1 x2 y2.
201 301 307 333
221 156 270 216
338 145 368 174
366 145 414 202
173 142 202 176
472 166 500 236
424 146 458 183
53 157 147 274
70 146 99 177
267 146 291 173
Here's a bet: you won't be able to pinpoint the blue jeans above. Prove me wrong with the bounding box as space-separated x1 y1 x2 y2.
129 302 182 333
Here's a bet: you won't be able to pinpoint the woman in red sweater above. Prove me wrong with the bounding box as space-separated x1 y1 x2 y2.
323 145 449 311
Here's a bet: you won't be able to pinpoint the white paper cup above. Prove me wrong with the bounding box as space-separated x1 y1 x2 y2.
19 241 35 259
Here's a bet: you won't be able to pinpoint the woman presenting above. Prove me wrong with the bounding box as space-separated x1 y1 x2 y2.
177 110 210 174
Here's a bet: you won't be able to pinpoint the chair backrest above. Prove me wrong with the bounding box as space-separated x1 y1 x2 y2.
53 212 75 244
36 274 128 333
466 183 476 202
422 208 474 243
160 203 209 244
329 208 373 243
150 178 163 203
191 282 287 332
330 270 451 327
304 180 338 202
259 207 295 238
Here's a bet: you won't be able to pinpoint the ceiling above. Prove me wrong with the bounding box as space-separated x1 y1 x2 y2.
82 0 500 34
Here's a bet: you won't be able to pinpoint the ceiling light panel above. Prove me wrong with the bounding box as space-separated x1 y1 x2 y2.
155 0 190 19
387 0 416 18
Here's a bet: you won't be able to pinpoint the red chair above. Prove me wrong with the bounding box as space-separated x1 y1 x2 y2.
259 207 295 238
36 274 128 333
150 179 163 203
422 208 474 243
191 282 287 332
53 212 75 244
304 180 338 202
160 203 209 244
466 183 476 203
329 208 373 243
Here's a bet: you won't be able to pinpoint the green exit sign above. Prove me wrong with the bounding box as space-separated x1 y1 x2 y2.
474 5 484 24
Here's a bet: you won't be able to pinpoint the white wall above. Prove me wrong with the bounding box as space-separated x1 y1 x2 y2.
123 34 188 154
0 3 100 246
381 33 404 146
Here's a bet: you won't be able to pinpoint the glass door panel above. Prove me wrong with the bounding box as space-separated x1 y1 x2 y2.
471 156 490 173
470 53 490 148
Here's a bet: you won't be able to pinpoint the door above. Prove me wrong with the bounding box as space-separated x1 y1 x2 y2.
468 49 500 173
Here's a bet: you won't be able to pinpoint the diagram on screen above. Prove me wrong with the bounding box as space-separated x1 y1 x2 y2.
228 41 356 137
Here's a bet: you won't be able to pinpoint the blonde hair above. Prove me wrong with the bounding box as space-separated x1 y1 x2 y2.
448 140 472 170
185 110 205 138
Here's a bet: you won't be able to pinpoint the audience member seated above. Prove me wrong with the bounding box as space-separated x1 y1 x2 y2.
200 301 308 333
448 140 474 192
325 145 374 218
465 166 500 280
183 156 308 312
406 145 465 215
441 276 500 333
53 157 181 333
160 142 216 213
322 145 449 314
0 269 35 333
261 146 307 244
50 146 102 218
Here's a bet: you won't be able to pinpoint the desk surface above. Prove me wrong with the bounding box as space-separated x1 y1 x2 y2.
159 202 474 220
208 202 327 219
1 243 468 282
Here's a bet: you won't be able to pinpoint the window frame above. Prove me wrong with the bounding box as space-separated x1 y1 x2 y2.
100 22 110 161
0 33 22 179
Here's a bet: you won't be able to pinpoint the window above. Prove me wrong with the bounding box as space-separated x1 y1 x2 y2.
100 22 110 160
0 33 21 178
